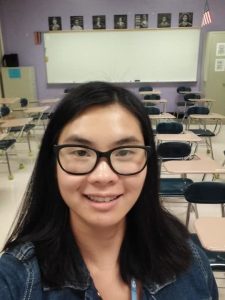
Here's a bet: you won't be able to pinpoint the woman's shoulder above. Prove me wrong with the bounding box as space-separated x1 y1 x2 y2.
0 242 42 299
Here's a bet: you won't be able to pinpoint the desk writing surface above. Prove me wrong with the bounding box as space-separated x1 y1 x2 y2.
163 154 225 174
156 131 202 142
195 218 225 251
189 113 225 120
0 97 20 104
25 106 50 114
0 118 33 128
149 113 175 120
39 98 60 104
139 90 161 95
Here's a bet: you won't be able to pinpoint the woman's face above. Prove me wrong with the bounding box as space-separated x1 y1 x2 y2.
56 103 147 231
183 15 188 22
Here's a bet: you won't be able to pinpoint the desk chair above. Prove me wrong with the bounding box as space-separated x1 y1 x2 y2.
0 138 16 179
156 121 183 134
182 93 201 122
145 106 160 115
157 142 193 206
186 106 216 159
0 105 11 119
176 86 192 118
184 181 225 227
139 86 153 92
143 94 161 109
185 181 225 287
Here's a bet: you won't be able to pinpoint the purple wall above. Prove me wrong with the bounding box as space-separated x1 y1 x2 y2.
0 0 225 111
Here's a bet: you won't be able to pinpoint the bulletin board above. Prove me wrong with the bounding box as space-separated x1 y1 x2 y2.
44 28 200 84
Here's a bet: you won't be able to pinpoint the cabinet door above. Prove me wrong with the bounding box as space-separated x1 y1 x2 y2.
203 31 225 114
1 67 37 101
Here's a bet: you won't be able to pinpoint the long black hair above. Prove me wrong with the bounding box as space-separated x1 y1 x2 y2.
3 81 191 286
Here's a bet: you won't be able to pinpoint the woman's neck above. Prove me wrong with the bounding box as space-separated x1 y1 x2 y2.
70 218 125 269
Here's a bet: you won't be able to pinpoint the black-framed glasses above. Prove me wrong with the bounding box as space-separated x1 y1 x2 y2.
54 144 151 176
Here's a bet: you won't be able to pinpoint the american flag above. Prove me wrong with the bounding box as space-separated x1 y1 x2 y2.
201 0 212 27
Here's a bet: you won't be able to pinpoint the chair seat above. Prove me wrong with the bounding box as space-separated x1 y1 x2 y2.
191 234 225 272
160 178 193 196
0 139 16 150
189 129 215 137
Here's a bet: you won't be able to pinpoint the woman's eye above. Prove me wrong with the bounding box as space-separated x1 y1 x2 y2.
73 149 89 157
116 149 132 156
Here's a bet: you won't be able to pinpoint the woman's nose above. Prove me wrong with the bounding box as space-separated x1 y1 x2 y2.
87 159 119 183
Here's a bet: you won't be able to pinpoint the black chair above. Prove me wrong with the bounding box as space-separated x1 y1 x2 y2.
182 93 201 121
0 105 10 118
145 106 160 115
139 86 153 92
157 141 192 161
156 121 183 134
184 181 225 227
20 98 28 107
176 86 192 118
0 138 16 179
157 142 193 206
184 182 225 287
177 86 192 94
186 106 216 159
144 94 160 100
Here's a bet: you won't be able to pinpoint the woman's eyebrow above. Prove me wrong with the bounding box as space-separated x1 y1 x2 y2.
62 135 93 146
62 135 143 147
113 136 143 146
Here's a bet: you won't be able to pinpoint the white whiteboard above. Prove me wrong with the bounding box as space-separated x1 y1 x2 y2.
44 29 200 84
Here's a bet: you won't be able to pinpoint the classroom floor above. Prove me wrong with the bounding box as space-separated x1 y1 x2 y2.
0 123 225 298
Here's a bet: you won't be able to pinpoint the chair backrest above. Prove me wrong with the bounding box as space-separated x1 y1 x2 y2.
184 93 201 101
177 86 191 94
0 105 10 117
20 98 28 107
186 106 209 116
156 122 183 134
139 86 153 92
145 106 160 115
157 142 192 159
184 182 225 204
144 94 160 100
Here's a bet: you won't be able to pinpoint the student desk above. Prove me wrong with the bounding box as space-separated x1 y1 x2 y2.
179 91 201 95
188 112 225 121
143 99 167 113
0 117 33 153
0 97 20 105
139 90 161 96
195 217 225 251
163 154 225 175
156 131 202 143
24 105 50 126
187 98 216 110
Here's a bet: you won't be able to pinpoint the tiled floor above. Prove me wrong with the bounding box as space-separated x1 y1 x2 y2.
0 124 225 298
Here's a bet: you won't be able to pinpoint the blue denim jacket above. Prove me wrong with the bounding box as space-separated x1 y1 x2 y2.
0 241 218 299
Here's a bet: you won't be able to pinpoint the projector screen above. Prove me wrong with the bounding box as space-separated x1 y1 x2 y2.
44 28 200 84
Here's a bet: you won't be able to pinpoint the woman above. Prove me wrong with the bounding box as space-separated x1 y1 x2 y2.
0 82 218 299
179 14 192 27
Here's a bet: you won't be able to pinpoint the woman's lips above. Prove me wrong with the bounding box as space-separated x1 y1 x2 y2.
85 195 121 203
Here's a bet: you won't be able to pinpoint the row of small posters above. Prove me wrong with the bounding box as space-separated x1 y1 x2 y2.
48 13 193 31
